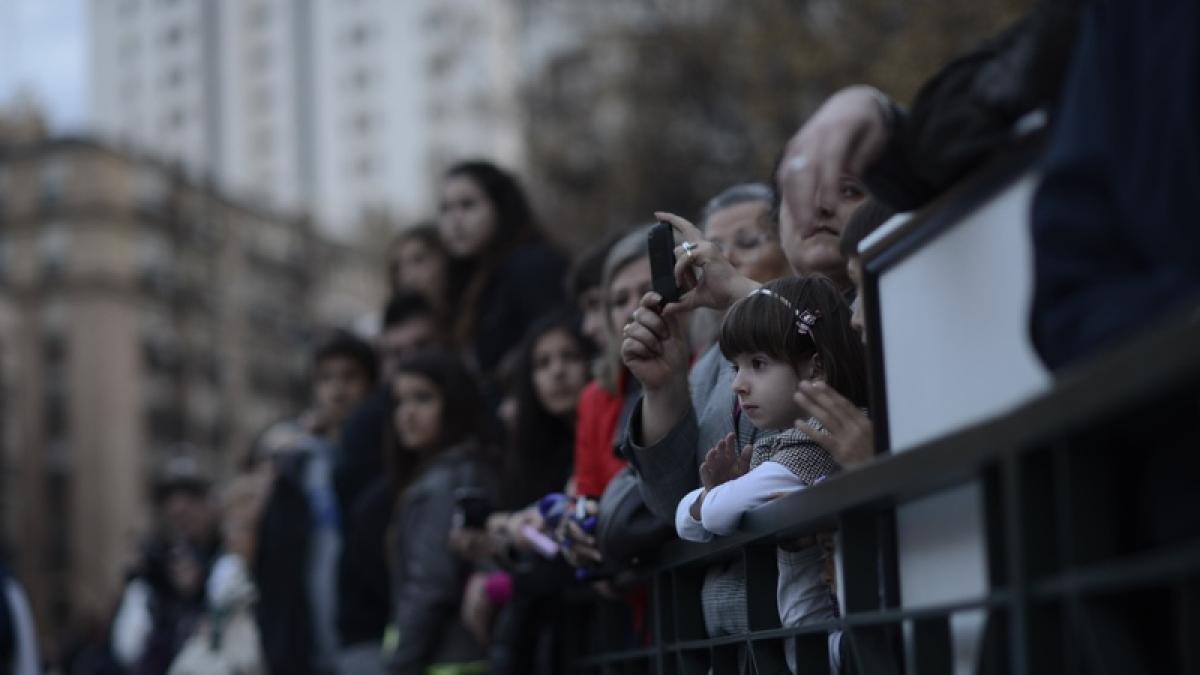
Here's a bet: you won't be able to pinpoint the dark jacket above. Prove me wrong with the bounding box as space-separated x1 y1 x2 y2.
337 476 392 646
865 0 1083 212
1030 0 1200 370
335 386 392 519
389 445 492 675
470 242 568 377
253 471 315 675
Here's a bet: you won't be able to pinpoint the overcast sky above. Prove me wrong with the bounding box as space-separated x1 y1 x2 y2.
0 0 87 131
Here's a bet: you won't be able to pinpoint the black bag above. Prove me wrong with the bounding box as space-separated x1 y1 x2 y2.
594 466 674 568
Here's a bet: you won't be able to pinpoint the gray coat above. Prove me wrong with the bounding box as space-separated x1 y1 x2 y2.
388 444 491 674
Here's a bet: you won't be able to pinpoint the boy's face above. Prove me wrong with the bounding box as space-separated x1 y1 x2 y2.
314 355 372 430
379 316 439 380
162 488 215 546
847 256 866 344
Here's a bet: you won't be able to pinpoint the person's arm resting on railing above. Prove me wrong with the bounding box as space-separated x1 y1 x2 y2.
676 464 803 541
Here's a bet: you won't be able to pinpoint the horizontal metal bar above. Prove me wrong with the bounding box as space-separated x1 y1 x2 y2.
669 635 751 650
572 646 659 667
653 594 1013 654
1033 539 1200 598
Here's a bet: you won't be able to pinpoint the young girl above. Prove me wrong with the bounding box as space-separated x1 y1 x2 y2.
674 275 868 673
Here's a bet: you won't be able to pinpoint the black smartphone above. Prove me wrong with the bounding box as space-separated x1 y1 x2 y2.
647 221 681 305
453 488 491 529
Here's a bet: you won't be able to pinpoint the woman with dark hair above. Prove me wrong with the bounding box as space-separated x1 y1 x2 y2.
452 312 590 675
385 349 495 675
438 160 568 378
500 312 590 510
389 222 451 317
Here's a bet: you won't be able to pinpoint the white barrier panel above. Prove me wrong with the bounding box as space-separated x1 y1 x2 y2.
873 173 1050 675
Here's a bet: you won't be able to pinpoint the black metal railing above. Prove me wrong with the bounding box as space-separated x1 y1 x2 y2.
569 142 1200 673
573 296 1200 674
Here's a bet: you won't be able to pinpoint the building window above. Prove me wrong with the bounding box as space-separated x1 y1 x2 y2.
354 156 375 177
251 126 273 154
40 159 69 207
248 43 271 70
119 36 139 61
349 67 372 90
249 85 272 112
163 25 184 47
0 168 8 222
352 111 372 134
120 78 140 100
44 390 68 440
165 66 185 88
39 223 70 280
247 3 269 26
166 108 186 130
134 168 168 211
146 404 185 441
347 24 370 45
255 167 275 191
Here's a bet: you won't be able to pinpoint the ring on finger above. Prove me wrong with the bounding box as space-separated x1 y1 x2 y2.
681 240 697 261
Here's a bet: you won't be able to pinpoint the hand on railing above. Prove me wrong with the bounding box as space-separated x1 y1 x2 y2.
794 381 874 469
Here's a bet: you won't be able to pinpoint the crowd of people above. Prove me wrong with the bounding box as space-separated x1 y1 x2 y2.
3 0 1198 672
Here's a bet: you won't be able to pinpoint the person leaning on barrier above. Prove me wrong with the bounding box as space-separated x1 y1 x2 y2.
776 0 1083 228
787 199 898 473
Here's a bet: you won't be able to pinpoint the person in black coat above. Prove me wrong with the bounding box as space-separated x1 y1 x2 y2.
437 160 568 381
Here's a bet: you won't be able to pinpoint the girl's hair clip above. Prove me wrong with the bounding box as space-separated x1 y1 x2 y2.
797 309 821 337
749 288 822 337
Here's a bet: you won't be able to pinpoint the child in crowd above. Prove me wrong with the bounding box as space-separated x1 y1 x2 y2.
675 275 868 673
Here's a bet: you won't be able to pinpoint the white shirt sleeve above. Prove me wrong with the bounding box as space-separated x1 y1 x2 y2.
700 462 804 536
675 486 713 542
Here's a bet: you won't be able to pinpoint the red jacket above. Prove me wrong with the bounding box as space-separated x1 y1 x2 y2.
572 373 630 498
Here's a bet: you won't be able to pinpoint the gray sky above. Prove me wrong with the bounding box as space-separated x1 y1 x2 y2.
0 0 87 131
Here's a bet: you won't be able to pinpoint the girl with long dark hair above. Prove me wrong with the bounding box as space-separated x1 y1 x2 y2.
384 349 495 674
437 160 568 379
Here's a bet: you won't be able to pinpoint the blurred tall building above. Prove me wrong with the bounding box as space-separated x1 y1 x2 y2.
90 0 526 237
0 106 376 639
